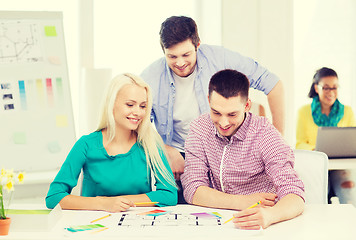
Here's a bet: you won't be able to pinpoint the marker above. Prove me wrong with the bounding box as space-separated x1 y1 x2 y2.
90 214 111 223
223 201 262 224
134 201 159 206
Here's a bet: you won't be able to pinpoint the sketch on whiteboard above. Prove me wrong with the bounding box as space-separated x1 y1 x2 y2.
0 11 75 172
0 20 43 63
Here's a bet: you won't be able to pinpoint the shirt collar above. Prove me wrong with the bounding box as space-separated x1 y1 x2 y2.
196 47 205 73
164 63 175 86
213 112 252 142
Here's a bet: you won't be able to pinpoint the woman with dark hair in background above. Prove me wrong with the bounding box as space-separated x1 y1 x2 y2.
296 67 356 205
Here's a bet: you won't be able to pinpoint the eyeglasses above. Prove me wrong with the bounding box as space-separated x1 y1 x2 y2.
318 84 339 92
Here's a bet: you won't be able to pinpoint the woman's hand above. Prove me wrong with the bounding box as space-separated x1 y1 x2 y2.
99 196 135 212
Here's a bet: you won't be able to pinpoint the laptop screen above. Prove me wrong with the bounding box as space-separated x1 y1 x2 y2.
315 127 356 159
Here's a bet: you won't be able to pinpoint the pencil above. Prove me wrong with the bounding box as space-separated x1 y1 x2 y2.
134 201 159 205
90 214 111 223
91 227 109 234
223 201 262 224
247 201 262 209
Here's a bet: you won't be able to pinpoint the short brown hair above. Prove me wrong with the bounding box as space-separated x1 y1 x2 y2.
209 69 249 100
159 16 200 51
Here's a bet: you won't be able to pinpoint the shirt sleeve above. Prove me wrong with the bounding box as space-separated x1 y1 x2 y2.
145 148 178 207
45 137 87 209
260 123 305 201
296 106 315 150
180 121 211 204
345 106 356 126
222 47 279 95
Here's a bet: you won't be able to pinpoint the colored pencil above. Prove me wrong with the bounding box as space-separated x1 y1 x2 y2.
90 214 111 223
134 201 159 205
91 227 109 234
223 201 262 224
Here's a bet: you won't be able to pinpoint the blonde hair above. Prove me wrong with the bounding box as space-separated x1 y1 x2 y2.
97 73 176 188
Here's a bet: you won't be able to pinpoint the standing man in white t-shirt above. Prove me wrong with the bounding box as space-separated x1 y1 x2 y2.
141 16 284 203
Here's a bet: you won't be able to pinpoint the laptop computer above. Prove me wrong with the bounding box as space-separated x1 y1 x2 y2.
315 127 356 159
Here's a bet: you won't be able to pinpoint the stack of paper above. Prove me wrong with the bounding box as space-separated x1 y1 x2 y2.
7 204 62 232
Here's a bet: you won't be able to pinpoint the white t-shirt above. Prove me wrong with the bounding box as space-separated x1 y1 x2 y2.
171 68 200 152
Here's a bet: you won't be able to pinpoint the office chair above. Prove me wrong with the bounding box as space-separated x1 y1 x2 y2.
293 149 329 204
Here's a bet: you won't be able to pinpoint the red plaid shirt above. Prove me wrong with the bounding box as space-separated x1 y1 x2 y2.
181 112 305 203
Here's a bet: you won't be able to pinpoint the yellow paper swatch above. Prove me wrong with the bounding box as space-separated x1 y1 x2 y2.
44 26 57 36
56 115 68 127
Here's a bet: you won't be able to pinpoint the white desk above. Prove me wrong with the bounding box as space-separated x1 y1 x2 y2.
3 204 356 240
329 158 356 170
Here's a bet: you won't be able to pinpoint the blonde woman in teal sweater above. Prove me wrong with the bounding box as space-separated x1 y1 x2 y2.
46 73 177 212
296 67 356 205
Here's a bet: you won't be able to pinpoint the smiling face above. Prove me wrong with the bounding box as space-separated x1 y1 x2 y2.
113 84 147 131
164 39 198 77
209 91 251 138
314 76 339 109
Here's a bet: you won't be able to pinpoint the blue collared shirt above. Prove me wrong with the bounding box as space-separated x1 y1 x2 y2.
141 44 279 146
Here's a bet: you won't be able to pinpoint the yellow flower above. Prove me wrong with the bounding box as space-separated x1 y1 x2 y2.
1 169 24 219
6 169 14 180
18 172 25 183
0 169 5 177
5 180 14 192
0 169 5 182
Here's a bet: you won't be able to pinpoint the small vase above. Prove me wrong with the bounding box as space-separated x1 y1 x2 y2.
0 217 11 236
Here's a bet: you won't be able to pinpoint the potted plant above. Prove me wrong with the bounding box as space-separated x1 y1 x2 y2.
0 169 24 235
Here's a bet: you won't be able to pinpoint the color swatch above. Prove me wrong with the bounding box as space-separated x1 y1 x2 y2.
46 78 54 107
138 209 169 217
18 80 27 110
56 77 64 106
66 224 105 233
190 212 221 218
36 79 45 107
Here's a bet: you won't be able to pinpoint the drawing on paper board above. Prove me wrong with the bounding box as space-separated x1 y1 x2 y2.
0 12 76 172
0 21 43 63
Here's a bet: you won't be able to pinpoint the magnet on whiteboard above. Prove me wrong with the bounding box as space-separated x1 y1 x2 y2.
48 56 61 65
47 141 61 153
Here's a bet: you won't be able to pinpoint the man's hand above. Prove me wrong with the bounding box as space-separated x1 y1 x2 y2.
233 206 273 229
165 145 185 180
232 193 304 230
239 192 277 209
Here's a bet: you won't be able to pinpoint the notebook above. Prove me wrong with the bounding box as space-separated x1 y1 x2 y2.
315 127 356 159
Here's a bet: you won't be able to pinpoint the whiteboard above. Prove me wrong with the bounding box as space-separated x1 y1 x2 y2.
0 11 76 172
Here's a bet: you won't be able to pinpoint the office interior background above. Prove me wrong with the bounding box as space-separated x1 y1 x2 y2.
2 0 356 203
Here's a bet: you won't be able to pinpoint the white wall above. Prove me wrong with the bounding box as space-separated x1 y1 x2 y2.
294 0 356 119
222 0 356 146
221 0 295 144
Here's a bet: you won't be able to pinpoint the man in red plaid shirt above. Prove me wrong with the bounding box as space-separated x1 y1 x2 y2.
181 69 305 229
